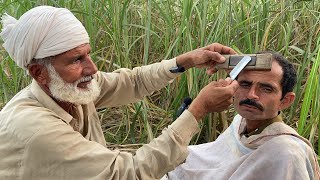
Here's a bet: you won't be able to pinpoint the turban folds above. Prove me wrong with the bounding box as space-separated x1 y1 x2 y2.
0 6 89 69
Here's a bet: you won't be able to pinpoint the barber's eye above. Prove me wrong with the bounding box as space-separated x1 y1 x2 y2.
73 58 81 64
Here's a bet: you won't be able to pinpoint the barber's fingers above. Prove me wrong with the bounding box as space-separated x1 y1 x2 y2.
213 44 237 55
213 77 234 87
220 77 232 85
206 67 218 75
202 43 237 55
204 50 226 63
212 79 239 99
193 51 226 68
205 60 220 75
227 80 239 94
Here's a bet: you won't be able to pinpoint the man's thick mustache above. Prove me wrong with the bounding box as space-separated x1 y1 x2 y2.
239 99 264 111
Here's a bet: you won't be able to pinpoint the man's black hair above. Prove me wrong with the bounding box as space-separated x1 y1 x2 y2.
258 51 297 99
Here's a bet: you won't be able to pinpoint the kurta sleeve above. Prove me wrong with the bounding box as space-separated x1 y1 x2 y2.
94 58 180 108
22 110 199 180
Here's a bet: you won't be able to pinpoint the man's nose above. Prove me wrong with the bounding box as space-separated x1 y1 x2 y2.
82 56 98 75
247 87 259 100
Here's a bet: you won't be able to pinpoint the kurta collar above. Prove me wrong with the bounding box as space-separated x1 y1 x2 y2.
240 114 283 137
30 79 73 123
237 113 298 149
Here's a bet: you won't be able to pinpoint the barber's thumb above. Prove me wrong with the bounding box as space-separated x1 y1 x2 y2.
228 80 239 92
225 77 232 83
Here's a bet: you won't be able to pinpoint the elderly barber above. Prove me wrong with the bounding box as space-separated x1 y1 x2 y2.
0 6 238 179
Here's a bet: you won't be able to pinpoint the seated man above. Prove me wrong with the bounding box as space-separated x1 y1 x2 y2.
166 52 320 180
0 6 238 180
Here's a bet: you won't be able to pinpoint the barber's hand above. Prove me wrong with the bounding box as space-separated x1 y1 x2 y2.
176 43 236 75
188 78 239 121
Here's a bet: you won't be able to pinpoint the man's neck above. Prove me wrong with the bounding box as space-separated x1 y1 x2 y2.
245 118 274 133
244 113 283 134
53 99 75 114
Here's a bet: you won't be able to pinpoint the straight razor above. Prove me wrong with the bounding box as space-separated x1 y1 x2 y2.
228 55 251 80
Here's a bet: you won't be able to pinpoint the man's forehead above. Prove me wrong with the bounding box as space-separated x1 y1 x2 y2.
237 61 283 85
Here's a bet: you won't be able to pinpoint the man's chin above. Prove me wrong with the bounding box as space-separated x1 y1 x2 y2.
238 110 263 120
50 85 101 105
55 95 98 105
238 112 274 121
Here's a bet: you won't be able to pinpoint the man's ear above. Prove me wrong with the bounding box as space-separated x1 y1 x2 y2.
27 63 49 85
280 92 295 110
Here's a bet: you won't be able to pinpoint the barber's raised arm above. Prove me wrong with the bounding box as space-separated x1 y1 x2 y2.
95 43 236 108
176 43 236 74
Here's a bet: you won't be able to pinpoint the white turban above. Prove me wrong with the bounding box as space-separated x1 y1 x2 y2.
0 6 89 69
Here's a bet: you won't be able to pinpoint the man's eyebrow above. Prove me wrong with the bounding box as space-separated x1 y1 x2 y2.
239 80 276 89
258 82 275 89
239 80 252 84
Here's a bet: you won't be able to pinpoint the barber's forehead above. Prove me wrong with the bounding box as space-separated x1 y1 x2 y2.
59 43 90 55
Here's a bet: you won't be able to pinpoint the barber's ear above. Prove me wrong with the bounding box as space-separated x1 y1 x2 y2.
280 92 295 110
27 63 49 85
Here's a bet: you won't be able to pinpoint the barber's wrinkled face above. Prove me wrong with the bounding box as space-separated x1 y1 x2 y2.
47 44 101 105
234 61 284 120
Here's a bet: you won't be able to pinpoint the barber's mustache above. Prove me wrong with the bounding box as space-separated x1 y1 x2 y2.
239 99 264 111
74 75 94 85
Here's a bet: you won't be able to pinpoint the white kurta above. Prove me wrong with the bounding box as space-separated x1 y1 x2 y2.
166 114 320 180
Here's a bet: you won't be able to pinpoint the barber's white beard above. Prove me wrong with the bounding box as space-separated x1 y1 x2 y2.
47 64 101 105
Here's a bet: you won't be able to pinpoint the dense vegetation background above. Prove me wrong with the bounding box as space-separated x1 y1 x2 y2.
1 0 319 158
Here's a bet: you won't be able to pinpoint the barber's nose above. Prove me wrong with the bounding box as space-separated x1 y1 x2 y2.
83 56 98 75
247 87 259 100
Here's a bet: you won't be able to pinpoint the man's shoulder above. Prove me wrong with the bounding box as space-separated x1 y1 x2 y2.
258 121 311 152
259 134 313 158
0 90 67 143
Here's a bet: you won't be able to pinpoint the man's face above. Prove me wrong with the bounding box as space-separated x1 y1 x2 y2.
234 61 285 120
46 44 101 105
